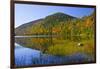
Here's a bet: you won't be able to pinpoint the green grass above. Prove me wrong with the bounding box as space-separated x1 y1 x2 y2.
46 39 95 56
16 37 95 57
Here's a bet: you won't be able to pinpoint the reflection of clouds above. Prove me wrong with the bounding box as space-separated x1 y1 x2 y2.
15 43 23 49
15 43 20 47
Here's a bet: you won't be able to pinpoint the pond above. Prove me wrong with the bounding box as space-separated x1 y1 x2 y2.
15 36 94 67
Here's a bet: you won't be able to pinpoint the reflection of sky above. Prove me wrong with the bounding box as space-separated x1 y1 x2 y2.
15 4 94 28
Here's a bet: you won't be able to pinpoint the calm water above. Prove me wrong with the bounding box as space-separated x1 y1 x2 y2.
15 36 94 67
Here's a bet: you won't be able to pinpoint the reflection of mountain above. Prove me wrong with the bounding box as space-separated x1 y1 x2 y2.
15 12 95 58
15 12 95 36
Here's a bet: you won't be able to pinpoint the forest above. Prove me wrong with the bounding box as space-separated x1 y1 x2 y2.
15 11 95 57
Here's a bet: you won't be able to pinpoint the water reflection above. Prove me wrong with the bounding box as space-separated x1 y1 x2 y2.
15 43 41 66
15 43 93 66
15 36 53 53
15 36 94 67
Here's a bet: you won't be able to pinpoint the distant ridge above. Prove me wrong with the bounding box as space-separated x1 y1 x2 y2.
15 12 94 36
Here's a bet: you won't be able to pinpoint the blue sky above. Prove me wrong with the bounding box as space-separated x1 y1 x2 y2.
15 4 94 28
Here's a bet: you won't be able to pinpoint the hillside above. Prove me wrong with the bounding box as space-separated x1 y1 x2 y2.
15 11 95 39
15 12 77 36
15 11 95 56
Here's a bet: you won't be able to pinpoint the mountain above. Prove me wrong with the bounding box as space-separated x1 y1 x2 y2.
45 12 76 22
16 19 43 30
43 12 76 28
15 12 77 36
15 19 43 35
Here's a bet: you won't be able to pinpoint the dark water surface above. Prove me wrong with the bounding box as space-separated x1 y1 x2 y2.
15 44 93 66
